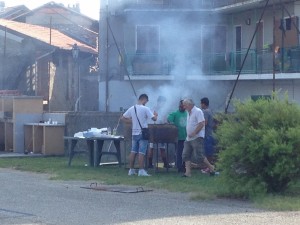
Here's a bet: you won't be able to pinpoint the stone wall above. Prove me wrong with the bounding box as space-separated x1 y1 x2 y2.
65 111 124 136
65 111 131 164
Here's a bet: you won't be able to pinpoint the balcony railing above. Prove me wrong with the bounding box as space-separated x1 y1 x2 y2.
119 0 265 10
124 46 300 76
212 0 263 8
121 0 214 10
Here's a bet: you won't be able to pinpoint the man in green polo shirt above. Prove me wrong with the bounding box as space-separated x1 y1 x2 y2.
167 100 187 173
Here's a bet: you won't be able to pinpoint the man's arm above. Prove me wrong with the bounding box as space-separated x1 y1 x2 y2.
188 121 205 138
167 112 175 123
152 111 158 121
121 114 132 123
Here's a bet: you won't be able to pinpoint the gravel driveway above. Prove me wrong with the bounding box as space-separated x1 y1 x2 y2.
0 168 299 225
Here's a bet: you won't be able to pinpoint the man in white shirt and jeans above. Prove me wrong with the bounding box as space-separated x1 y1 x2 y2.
181 98 215 177
122 94 158 176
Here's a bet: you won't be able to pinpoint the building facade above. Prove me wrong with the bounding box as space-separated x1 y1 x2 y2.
99 0 300 113
0 19 98 111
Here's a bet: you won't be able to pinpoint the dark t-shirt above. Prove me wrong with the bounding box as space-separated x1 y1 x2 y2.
203 108 214 137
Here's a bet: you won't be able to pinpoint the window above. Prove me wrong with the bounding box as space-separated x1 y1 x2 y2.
136 25 160 54
137 0 163 4
280 18 292 31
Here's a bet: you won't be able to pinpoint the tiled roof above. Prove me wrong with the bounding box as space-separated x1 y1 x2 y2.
0 5 30 20
14 1 97 22
0 19 97 54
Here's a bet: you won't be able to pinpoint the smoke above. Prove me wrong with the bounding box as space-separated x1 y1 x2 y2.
110 2 228 113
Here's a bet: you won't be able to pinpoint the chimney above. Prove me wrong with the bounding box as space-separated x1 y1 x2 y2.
0 1 5 12
75 3 80 13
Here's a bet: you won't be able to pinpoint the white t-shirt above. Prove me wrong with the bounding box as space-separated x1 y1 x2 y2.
186 106 205 141
123 104 154 135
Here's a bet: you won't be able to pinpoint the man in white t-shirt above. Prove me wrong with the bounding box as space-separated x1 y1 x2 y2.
122 94 158 176
181 98 216 177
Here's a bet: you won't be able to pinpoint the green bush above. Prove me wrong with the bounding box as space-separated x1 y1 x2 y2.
215 95 300 197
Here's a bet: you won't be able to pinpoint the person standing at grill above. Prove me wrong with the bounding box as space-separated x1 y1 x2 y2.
181 98 215 177
147 96 171 169
200 97 216 173
167 100 187 173
122 94 157 176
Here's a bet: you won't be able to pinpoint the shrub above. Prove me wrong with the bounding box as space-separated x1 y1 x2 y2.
215 95 300 197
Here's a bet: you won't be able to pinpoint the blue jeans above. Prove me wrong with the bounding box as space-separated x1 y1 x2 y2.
177 140 184 169
204 136 215 157
131 134 148 155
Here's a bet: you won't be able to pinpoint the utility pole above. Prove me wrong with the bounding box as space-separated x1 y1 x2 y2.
99 0 109 112
272 2 276 93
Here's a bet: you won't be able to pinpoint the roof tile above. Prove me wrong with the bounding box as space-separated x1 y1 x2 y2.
0 19 97 54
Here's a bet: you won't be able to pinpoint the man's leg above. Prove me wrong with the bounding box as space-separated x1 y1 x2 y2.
138 153 145 169
182 140 192 177
184 161 192 177
193 137 215 174
203 157 215 172
177 140 185 172
129 152 136 169
160 148 171 168
147 143 154 168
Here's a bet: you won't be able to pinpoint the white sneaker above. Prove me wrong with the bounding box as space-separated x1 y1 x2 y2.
128 169 137 176
138 169 151 177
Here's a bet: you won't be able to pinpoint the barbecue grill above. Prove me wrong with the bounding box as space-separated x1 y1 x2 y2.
123 123 178 171
123 123 178 142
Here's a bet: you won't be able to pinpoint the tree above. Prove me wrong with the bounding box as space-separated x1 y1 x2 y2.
215 95 300 196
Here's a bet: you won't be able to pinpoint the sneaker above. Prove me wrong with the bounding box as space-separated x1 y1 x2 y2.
138 169 151 176
209 171 220 176
128 169 137 176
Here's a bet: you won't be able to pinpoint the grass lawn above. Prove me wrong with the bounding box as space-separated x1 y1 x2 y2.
0 155 299 211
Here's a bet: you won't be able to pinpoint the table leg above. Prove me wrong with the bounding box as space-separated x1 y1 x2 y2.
95 140 104 167
113 140 122 167
68 139 78 166
155 143 159 173
166 144 169 172
86 140 94 167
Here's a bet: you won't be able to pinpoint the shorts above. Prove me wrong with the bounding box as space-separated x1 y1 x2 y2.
131 134 148 155
182 137 205 163
149 142 166 149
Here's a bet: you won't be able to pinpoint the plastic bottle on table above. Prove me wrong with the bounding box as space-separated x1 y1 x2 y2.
113 128 117 135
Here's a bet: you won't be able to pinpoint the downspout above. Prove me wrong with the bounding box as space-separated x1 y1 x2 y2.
99 0 109 112
272 2 276 93
1 26 7 89
49 16 52 112
281 0 284 72
106 4 109 113
35 49 56 111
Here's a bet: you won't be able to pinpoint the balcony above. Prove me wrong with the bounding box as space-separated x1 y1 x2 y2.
212 0 263 8
124 46 300 77
120 0 213 10
117 0 293 13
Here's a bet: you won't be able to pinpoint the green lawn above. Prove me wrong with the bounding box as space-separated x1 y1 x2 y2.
0 156 299 211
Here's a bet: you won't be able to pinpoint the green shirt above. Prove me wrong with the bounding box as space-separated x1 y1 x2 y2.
167 110 187 141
